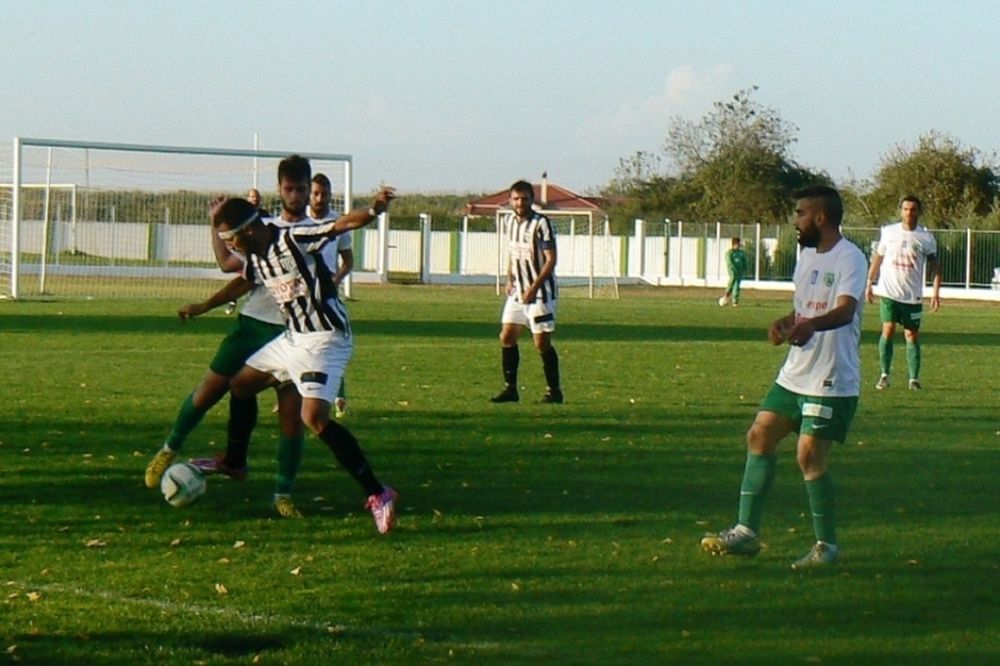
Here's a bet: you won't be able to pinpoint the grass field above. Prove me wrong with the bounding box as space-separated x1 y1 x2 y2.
1 285 997 665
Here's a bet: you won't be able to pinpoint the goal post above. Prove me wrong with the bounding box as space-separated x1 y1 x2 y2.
1 137 352 300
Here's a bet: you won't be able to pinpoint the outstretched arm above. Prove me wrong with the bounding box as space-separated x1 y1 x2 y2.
178 276 252 323
332 187 397 234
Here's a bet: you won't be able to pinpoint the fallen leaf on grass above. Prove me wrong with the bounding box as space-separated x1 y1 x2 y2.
170 538 182 547
214 583 228 595
84 539 106 548
233 540 246 549
290 566 302 576
26 592 40 602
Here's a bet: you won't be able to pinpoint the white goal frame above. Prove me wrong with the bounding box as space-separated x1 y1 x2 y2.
4 137 353 299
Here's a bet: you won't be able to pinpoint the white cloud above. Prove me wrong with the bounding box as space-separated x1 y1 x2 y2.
579 64 736 144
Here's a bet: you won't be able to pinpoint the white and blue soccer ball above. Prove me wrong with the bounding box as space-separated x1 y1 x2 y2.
160 462 207 508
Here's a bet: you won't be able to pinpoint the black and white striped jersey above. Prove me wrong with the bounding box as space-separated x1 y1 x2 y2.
503 211 558 304
244 221 350 335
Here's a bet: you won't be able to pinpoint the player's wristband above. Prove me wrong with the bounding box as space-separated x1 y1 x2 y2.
367 206 378 218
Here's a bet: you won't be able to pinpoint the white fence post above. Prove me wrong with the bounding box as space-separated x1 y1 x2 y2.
420 213 432 284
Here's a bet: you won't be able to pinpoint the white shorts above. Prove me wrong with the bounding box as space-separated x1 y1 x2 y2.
246 330 353 403
501 295 557 334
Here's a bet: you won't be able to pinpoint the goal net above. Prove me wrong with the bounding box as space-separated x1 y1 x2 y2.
0 138 351 300
495 209 620 299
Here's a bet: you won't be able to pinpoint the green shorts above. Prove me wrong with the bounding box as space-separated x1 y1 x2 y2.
880 297 923 330
760 383 858 443
209 315 285 377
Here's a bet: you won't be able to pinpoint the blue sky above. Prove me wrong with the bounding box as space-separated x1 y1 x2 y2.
1 0 997 194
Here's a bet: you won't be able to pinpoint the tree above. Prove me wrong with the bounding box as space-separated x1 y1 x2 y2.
866 131 999 228
603 87 828 225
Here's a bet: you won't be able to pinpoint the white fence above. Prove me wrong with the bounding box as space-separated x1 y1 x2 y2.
5 214 1000 301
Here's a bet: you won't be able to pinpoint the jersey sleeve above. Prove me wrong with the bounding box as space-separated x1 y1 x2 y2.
837 246 869 301
290 220 338 253
536 216 556 250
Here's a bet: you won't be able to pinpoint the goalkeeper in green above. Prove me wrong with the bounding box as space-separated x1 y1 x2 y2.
719 237 749 307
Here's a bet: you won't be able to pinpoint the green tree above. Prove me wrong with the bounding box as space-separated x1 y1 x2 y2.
604 87 828 225
866 131 999 228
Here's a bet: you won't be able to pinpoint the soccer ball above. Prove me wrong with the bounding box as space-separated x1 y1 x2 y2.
160 463 207 508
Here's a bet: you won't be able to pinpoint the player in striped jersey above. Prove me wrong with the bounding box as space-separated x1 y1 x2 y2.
490 180 563 404
179 169 398 534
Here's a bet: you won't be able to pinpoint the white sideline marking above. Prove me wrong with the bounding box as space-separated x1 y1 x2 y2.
6 579 503 650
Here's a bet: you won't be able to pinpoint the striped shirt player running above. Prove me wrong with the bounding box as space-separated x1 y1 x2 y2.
179 185 398 534
490 180 563 404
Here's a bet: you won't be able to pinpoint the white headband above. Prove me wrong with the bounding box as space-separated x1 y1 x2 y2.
216 211 259 240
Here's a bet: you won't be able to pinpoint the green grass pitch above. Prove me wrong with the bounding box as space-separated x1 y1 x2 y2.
0 285 997 665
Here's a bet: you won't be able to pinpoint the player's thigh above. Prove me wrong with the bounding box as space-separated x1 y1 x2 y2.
230 364 278 398
526 300 557 338
286 332 353 407
799 395 857 443
751 383 802 452
879 297 906 326
746 410 797 454
899 303 923 332
209 316 284 376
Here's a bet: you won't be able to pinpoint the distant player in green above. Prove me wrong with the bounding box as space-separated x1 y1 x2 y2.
718 237 749 307
866 195 941 391
701 186 867 569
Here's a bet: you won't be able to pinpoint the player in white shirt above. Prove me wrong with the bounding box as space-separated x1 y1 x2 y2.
702 186 867 569
309 173 352 417
865 196 941 390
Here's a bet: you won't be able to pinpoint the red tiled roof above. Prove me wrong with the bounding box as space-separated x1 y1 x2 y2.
465 181 605 216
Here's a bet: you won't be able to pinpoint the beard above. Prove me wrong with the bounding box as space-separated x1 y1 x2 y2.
283 199 307 217
797 225 820 248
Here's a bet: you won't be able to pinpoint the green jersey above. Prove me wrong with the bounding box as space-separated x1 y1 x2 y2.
726 248 748 277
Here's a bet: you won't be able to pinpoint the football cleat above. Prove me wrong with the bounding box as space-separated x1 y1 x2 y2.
875 374 890 390
791 541 840 570
490 387 519 403
145 448 177 489
700 525 761 557
908 379 922 390
334 397 348 419
540 389 564 404
718 295 729 307
189 455 248 481
273 494 303 518
366 486 398 534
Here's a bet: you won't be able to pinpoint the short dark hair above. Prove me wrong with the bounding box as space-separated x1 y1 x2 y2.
900 194 922 211
312 173 331 190
212 197 258 229
278 154 311 185
731 237 741 245
794 185 843 226
509 180 534 199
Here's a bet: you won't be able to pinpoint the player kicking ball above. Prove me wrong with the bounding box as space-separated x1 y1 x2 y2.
179 189 398 534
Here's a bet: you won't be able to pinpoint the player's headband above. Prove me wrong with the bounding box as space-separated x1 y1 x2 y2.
216 211 259 240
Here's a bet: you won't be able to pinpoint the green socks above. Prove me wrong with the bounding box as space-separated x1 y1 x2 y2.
165 393 207 452
805 474 836 545
737 453 777 534
275 433 304 495
906 340 920 380
878 336 894 376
